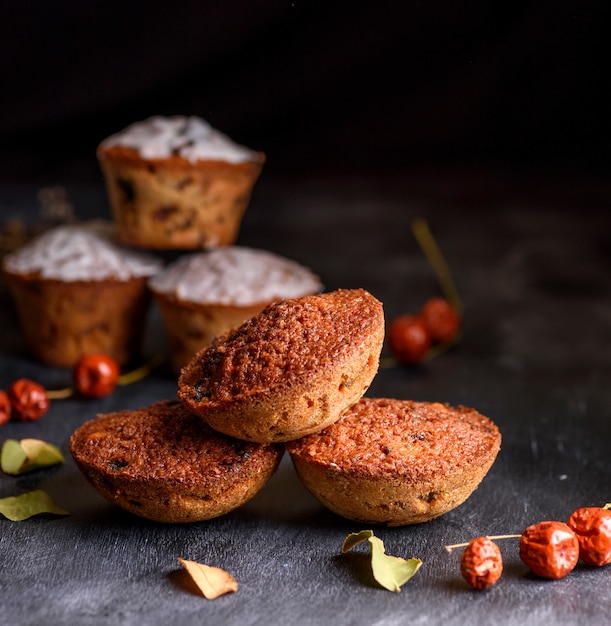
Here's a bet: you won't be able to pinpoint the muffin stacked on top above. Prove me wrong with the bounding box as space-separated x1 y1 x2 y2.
96 115 265 250
178 289 385 443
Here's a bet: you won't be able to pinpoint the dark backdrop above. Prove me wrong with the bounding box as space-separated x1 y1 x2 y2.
1 1 609 182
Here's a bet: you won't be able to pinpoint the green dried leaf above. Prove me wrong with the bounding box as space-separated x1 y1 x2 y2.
342 529 422 592
0 489 69 521
1 438 64 475
368 536 422 592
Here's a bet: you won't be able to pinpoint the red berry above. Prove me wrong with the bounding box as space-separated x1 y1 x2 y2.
420 297 461 343
519 521 579 579
74 354 120 398
8 378 50 422
460 536 503 589
388 315 432 364
567 507 611 567
0 390 11 427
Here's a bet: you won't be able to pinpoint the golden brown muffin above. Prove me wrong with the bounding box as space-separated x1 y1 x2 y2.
97 116 265 249
69 400 284 523
2 221 162 368
178 289 384 443
285 398 501 526
148 247 322 373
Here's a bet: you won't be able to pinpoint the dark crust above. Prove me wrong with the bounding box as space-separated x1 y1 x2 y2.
178 289 384 405
285 398 501 482
69 400 283 487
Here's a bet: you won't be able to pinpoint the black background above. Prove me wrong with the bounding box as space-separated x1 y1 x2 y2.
2 0 610 182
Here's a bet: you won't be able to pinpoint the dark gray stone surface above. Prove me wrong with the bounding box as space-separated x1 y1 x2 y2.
1 173 610 625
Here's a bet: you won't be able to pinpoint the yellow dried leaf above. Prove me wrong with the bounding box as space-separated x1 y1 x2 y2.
342 529 422 592
178 558 238 599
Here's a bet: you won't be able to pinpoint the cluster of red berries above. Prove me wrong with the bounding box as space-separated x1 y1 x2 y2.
0 354 120 428
388 297 461 364
460 506 611 589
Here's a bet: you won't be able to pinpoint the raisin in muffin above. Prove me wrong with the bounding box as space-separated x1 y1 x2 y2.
2 220 162 367
97 115 265 249
69 400 284 523
178 289 384 443
286 398 501 526
149 246 323 373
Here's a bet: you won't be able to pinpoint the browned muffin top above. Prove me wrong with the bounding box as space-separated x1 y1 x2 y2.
69 400 282 484
179 289 383 402
286 398 501 481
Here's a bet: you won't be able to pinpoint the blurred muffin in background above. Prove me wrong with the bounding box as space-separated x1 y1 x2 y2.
2 220 162 368
149 246 322 373
97 115 265 250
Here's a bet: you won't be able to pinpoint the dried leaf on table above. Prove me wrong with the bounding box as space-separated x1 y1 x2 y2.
178 557 238 599
342 529 422 592
0 489 69 521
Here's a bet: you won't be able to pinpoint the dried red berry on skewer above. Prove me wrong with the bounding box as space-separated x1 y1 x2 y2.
567 507 611 567
519 521 579 579
460 536 503 590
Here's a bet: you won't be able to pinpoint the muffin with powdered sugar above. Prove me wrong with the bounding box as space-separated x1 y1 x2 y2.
2 220 162 367
97 115 265 250
149 246 322 373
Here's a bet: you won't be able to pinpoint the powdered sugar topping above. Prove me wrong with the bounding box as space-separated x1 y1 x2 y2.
3 221 163 281
100 116 259 164
149 247 322 306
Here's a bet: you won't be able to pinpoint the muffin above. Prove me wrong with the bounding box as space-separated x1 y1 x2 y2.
2 220 162 368
178 289 384 443
286 398 501 526
69 400 284 523
97 115 265 249
149 246 323 373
